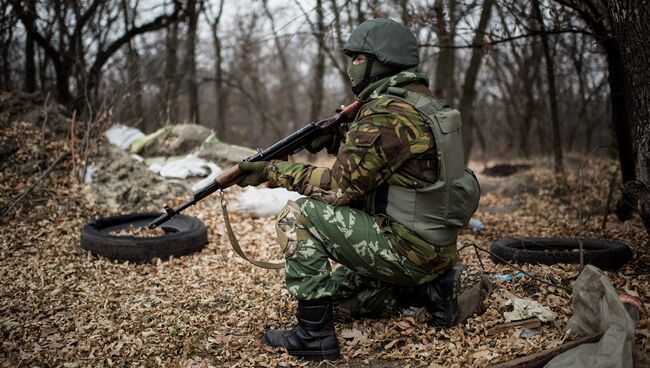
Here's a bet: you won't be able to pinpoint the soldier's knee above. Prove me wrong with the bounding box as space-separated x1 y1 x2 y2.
295 197 324 222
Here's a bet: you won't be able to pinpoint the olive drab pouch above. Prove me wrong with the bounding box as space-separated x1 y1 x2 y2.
427 107 480 228
275 200 301 258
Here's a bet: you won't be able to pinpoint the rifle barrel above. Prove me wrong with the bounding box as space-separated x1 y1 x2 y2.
147 101 361 229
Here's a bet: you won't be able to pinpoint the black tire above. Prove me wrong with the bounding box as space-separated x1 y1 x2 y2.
489 237 632 270
80 212 208 262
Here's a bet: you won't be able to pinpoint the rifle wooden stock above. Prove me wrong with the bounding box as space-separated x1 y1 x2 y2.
148 100 362 229
215 165 245 189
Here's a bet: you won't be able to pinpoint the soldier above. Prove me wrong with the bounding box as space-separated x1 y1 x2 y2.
237 18 482 361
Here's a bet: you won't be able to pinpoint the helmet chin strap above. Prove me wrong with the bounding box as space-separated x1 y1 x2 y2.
351 56 398 96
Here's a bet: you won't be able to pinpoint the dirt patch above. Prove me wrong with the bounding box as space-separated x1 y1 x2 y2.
85 144 185 213
0 137 19 161
483 163 533 177
0 91 69 136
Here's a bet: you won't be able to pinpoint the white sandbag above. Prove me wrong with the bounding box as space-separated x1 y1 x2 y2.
104 124 145 150
158 154 218 179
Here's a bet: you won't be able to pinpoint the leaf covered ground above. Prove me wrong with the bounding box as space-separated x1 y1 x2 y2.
1 119 649 367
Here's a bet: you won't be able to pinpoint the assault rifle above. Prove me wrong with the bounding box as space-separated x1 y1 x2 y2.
148 101 362 229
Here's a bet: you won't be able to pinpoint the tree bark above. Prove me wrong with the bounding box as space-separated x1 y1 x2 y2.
605 40 636 195
121 0 143 127
24 0 36 92
164 17 181 123
37 46 48 93
329 0 354 101
263 0 298 124
309 0 326 121
0 26 12 90
400 0 409 26
609 0 650 231
608 0 650 184
459 0 494 163
185 0 201 125
433 0 457 103
533 0 564 174
208 0 226 137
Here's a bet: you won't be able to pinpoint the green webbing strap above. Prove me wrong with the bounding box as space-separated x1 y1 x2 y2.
220 191 284 269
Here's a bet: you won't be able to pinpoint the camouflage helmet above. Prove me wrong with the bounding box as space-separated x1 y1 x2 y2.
344 18 419 68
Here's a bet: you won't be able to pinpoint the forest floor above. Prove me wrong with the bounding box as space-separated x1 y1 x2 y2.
1 111 649 367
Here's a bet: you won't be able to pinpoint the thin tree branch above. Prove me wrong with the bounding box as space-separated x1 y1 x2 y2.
11 1 63 69
419 27 597 49
88 3 182 81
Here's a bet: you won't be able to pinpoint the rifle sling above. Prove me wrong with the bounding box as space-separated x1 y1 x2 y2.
220 199 285 269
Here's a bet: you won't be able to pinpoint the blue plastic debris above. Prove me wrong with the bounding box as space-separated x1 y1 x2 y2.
495 272 529 282
468 218 485 232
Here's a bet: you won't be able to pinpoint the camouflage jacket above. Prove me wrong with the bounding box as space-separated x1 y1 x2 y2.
267 68 456 271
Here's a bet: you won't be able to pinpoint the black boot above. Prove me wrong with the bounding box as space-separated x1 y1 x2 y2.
394 264 492 327
393 263 464 327
263 297 340 361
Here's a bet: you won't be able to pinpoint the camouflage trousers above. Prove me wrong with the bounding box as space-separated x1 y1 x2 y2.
282 197 448 319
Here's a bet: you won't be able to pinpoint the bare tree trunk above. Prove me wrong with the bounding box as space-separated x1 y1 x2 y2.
164 19 180 123
521 28 544 158
400 0 409 26
309 0 326 121
547 0 636 217
37 47 49 93
208 0 226 137
519 52 541 158
609 0 650 231
214 34 228 137
433 0 456 103
459 0 494 163
489 49 525 156
603 40 637 219
329 0 354 101
533 0 564 174
608 0 650 184
0 27 12 90
24 0 36 92
0 3 13 91
185 0 201 125
533 63 550 155
121 0 143 127
356 0 365 25
262 0 298 124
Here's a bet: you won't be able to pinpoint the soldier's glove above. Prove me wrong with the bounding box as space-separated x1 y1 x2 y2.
237 161 269 187
306 125 346 155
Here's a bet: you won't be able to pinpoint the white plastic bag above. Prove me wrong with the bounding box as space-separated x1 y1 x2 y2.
104 125 145 150
544 265 635 368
